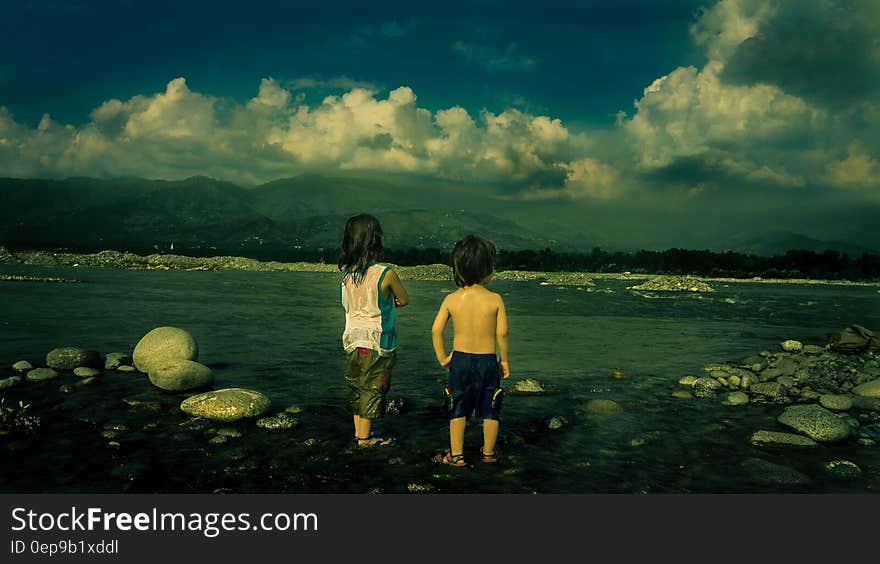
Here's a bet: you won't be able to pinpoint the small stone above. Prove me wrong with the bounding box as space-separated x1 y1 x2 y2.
0 376 22 390
12 360 33 372
73 367 100 378
692 377 722 398
26 367 59 381
547 416 567 430
781 340 803 352
255 412 300 430
671 390 693 399
585 399 621 413
58 384 75 393
750 430 818 447
513 378 546 393
852 379 880 398
728 375 741 387
209 435 229 445
825 460 861 479
726 391 749 405
610 370 629 380
679 375 698 386
819 394 853 411
778 404 851 443
46 347 100 370
104 352 132 370
803 345 824 355
117 365 136 372
284 406 304 414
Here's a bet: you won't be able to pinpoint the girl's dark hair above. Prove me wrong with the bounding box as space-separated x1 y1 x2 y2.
451 235 496 287
338 214 385 285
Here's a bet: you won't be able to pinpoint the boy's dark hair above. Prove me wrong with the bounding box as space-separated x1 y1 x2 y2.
451 235 496 287
338 214 384 285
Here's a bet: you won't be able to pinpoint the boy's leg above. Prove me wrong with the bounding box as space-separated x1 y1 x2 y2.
482 418 499 456
449 417 466 456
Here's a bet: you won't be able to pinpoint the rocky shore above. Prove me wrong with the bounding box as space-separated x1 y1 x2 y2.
673 338 880 470
1 246 876 287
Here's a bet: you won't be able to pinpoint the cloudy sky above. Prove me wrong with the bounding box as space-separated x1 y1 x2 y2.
1 0 878 226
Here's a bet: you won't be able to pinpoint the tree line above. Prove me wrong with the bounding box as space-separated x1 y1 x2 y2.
384 246 880 281
6 242 880 281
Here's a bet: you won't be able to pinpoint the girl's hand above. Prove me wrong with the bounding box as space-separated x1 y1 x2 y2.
394 296 403 307
499 361 510 379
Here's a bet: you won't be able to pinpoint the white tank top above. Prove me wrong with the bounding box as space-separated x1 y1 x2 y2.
341 263 397 356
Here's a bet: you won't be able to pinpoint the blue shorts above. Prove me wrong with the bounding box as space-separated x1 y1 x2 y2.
443 351 503 420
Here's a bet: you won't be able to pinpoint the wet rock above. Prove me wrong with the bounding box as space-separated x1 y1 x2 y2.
217 427 243 438
386 397 409 415
26 367 59 381
117 365 136 372
512 378 548 394
547 416 568 430
628 275 714 292
803 345 824 355
209 435 228 445
104 352 132 370
59 384 75 393
775 358 799 377
819 394 853 411
180 388 270 422
781 340 803 352
256 412 300 430
133 326 199 373
692 377 722 398
284 406 304 414
12 361 33 372
407 483 436 493
585 399 621 413
750 430 818 448
148 359 213 392
759 368 783 382
0 376 22 390
73 367 100 378
77 377 98 387
825 460 861 479
725 392 749 406
851 396 880 411
777 404 851 443
671 390 693 399
739 458 811 486
750 382 787 400
46 347 101 370
678 375 698 386
852 379 880 398
610 370 629 380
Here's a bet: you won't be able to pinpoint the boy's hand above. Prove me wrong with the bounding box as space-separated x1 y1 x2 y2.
499 360 510 379
439 354 452 369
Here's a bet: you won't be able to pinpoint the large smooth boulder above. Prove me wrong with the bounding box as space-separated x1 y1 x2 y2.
180 388 270 422
46 347 100 370
777 404 851 443
133 327 198 373
149 359 213 392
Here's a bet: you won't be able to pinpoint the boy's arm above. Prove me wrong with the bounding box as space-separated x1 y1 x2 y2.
496 295 510 379
383 268 410 307
431 297 452 367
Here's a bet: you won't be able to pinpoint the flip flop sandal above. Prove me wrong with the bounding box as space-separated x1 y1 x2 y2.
356 435 397 447
431 449 467 467
480 447 499 463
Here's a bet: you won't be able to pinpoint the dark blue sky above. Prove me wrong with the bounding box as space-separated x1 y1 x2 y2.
2 0 706 128
1 0 877 248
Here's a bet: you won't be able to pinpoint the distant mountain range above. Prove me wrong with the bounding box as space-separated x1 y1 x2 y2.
1 174 877 258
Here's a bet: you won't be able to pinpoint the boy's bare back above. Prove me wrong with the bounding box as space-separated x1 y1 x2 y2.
432 282 509 380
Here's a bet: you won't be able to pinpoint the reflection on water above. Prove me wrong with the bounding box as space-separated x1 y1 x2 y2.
0 264 879 493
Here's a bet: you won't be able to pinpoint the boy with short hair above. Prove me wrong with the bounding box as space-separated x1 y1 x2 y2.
431 235 510 466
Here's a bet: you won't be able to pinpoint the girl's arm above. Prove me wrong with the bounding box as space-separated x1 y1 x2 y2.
382 268 410 307
431 298 452 367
